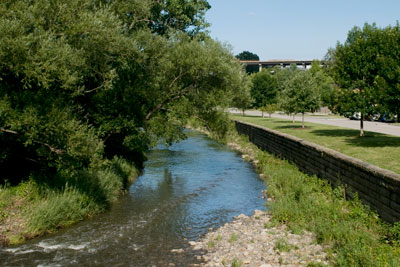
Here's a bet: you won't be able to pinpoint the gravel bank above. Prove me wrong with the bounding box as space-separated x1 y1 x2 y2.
189 210 329 266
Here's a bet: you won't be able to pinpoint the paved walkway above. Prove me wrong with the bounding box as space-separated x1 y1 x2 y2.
229 109 400 137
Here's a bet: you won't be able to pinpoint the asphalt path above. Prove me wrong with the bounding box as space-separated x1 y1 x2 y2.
230 109 400 137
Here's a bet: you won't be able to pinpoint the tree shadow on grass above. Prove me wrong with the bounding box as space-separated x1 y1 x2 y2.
311 129 400 148
274 120 297 124
275 124 314 130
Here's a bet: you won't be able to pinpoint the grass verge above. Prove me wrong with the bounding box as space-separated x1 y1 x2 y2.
230 114 400 174
226 129 400 266
0 157 138 246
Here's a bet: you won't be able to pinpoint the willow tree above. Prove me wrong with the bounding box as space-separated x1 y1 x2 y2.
0 0 248 185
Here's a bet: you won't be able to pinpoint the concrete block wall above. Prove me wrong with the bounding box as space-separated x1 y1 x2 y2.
235 120 400 223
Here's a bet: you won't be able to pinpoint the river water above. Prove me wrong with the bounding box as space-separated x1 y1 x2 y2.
1 131 266 266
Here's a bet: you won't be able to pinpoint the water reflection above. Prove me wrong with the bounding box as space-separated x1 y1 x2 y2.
1 131 266 266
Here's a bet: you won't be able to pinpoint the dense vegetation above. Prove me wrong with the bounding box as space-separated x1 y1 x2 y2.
238 23 400 136
0 0 248 244
327 23 400 136
228 131 400 266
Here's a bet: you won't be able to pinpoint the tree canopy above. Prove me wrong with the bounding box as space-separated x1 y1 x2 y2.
236 51 260 74
279 71 321 128
328 23 400 135
0 0 247 185
250 70 278 115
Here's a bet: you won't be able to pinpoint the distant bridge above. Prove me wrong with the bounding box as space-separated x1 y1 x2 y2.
239 60 315 72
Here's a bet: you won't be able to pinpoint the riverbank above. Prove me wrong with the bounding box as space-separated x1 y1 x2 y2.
0 157 138 246
194 128 400 266
191 210 329 266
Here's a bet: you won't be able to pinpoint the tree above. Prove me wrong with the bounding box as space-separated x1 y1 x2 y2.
236 51 260 74
310 60 335 109
232 76 252 116
328 23 396 136
260 104 278 118
371 23 400 122
0 0 247 185
250 70 278 117
279 71 321 128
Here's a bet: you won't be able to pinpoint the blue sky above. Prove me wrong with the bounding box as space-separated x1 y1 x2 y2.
205 0 400 60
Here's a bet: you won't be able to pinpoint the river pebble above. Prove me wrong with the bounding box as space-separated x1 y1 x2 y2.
190 210 329 266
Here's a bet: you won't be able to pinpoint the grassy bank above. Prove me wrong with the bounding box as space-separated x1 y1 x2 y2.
226 129 400 266
230 114 400 174
0 157 138 246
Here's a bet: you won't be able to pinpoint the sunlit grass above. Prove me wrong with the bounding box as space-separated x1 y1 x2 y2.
228 132 400 266
230 114 400 174
0 157 138 245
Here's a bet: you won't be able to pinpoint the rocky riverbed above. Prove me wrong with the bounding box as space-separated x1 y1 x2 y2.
188 210 329 266
169 132 330 266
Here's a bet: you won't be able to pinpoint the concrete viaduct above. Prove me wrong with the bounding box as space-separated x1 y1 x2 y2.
239 60 315 72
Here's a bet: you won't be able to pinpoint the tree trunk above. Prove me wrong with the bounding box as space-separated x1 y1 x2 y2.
292 114 296 123
242 109 245 116
261 110 264 118
360 112 365 137
269 113 272 118
302 113 305 128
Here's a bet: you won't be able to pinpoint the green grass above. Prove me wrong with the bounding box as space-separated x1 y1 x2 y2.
231 258 243 267
274 238 298 252
230 114 400 174
0 157 138 244
228 132 400 266
229 233 238 243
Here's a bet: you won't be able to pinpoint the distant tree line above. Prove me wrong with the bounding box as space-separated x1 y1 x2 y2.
234 22 400 136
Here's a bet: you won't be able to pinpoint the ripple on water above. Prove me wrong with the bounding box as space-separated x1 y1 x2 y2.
1 131 266 266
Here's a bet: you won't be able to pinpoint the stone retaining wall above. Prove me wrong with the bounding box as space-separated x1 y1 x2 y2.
235 120 400 223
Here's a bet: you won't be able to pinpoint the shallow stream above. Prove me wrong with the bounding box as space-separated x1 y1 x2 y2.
1 131 266 266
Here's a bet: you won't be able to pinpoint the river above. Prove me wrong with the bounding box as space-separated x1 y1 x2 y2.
1 131 266 266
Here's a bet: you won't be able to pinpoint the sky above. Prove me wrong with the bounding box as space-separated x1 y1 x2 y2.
205 0 400 60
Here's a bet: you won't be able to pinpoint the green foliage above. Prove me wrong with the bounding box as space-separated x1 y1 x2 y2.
310 60 335 108
228 129 400 266
279 71 321 127
231 76 252 115
0 0 247 240
231 258 243 267
235 51 259 60
274 238 298 252
0 0 245 184
235 51 260 73
260 104 278 118
328 22 400 133
28 157 138 235
28 186 99 233
250 70 278 109
229 233 238 242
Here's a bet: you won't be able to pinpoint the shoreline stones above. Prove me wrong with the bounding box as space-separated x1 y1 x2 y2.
190 210 329 266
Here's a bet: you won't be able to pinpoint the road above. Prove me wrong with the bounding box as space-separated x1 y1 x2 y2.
229 109 400 137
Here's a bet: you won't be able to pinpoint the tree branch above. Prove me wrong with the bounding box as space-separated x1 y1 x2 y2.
145 86 192 121
0 127 65 155
0 127 18 135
